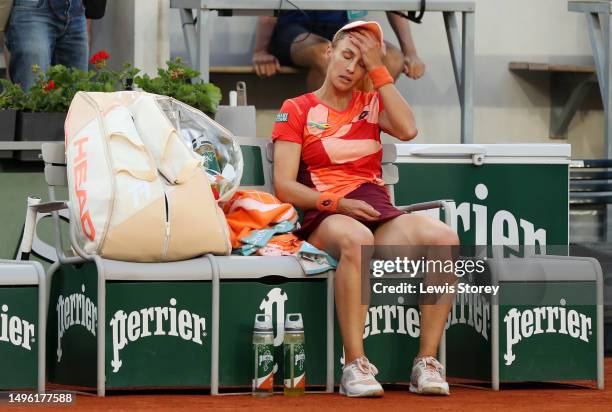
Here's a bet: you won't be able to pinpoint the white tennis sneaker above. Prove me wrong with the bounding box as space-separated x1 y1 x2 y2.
339 356 384 397
409 356 450 395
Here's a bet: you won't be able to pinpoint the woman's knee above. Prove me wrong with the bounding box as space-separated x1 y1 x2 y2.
309 215 374 260
335 227 374 283
410 216 460 246
338 226 375 259
429 224 460 246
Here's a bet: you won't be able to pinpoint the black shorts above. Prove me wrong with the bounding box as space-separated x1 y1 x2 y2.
269 21 345 66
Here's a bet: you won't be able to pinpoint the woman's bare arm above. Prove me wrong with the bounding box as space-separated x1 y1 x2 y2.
349 30 418 141
378 83 418 141
273 140 320 209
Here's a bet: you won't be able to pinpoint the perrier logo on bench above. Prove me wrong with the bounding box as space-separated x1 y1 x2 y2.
504 305 593 366
0 303 35 351
56 284 97 362
109 298 207 373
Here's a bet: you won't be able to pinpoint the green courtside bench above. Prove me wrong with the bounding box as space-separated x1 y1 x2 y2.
9 139 602 394
35 138 453 396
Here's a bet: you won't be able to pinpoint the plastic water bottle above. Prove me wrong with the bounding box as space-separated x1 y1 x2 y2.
252 314 274 397
283 313 305 396
195 140 222 174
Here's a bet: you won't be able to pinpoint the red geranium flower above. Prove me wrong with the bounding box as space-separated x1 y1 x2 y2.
43 79 55 93
90 50 110 68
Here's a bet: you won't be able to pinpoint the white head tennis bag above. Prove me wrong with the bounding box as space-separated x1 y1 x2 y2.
64 91 233 262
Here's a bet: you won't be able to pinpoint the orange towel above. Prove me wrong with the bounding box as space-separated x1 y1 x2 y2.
223 190 299 249
256 233 303 256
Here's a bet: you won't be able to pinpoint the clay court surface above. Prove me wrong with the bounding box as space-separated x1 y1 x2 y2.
2 357 610 411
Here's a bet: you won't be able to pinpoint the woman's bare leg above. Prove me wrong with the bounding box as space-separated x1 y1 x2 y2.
373 213 459 358
308 214 374 363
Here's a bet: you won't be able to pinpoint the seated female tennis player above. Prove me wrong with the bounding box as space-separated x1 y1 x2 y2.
272 20 459 397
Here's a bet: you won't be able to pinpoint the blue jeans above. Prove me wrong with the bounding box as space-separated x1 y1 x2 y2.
5 0 88 91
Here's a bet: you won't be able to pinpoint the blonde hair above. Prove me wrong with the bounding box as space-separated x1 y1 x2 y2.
331 30 374 93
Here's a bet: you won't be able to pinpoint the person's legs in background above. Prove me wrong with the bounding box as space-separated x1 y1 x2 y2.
53 14 89 71
2 41 10 79
290 36 412 90
289 32 332 91
4 0 56 90
268 22 331 91
382 42 406 81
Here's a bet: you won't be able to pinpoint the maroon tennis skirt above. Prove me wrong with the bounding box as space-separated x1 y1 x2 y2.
294 183 405 240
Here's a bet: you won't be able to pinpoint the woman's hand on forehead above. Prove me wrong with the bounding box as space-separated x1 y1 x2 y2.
348 30 384 71
353 28 378 42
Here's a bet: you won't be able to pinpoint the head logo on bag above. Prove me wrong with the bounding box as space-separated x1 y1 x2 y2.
71 136 96 241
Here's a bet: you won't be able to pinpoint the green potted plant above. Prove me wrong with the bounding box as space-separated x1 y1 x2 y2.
17 65 73 161
134 57 222 116
17 51 127 161
0 79 26 159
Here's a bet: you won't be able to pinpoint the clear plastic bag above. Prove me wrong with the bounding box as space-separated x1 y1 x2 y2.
157 97 243 202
